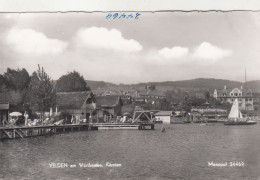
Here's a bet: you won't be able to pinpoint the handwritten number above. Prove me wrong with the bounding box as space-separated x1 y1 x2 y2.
106 13 112 19
119 13 126 19
106 13 140 19
113 13 119 19
135 13 141 19
127 14 133 19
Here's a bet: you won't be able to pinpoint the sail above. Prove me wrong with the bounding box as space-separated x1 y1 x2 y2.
228 99 240 119
239 112 243 118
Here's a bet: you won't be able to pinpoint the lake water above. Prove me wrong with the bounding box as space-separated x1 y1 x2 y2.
0 123 260 180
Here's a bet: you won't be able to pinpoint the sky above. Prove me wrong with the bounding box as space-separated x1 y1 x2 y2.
0 12 260 84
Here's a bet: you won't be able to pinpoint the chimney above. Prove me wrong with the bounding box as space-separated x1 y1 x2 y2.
241 86 243 90
224 86 226 90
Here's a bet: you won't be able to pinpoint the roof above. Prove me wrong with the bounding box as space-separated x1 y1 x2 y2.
96 95 122 107
155 111 173 116
216 87 254 97
0 102 9 110
56 91 95 110
0 91 23 105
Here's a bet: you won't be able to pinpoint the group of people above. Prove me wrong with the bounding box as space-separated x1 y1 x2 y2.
71 115 87 124
8 111 58 127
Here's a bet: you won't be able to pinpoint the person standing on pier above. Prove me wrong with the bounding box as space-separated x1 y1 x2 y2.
71 116 75 124
24 111 29 126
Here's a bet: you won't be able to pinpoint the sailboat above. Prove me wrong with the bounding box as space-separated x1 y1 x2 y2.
224 98 257 125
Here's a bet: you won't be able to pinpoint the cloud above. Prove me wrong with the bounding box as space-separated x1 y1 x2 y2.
74 27 143 52
6 28 67 55
193 42 232 61
158 46 189 59
155 43 231 65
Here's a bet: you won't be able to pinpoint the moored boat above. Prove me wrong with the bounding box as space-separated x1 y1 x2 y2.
224 98 257 125
224 120 257 125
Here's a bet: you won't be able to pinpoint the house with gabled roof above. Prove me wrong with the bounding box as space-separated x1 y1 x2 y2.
213 86 254 110
56 91 96 121
95 95 123 122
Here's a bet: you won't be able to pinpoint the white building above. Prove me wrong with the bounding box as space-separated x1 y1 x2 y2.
154 111 173 124
213 86 254 110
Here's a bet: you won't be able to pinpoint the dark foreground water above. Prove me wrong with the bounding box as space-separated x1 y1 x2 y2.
0 123 260 180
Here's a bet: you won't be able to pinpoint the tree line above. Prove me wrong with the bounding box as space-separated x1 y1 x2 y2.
0 65 90 114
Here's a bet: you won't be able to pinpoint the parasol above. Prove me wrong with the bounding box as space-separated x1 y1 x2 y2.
123 112 131 116
9 112 23 116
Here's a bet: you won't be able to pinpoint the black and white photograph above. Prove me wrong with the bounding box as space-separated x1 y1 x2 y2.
0 5 260 180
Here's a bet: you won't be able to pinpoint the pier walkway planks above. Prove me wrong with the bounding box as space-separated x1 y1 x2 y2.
0 123 154 140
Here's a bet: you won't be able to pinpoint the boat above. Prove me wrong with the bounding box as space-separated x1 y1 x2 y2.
224 98 257 125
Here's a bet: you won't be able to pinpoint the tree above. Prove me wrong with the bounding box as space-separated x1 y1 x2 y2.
149 85 156 91
25 65 56 117
56 71 90 92
158 98 172 110
0 74 7 92
204 91 210 102
3 68 30 90
190 96 205 107
182 95 192 112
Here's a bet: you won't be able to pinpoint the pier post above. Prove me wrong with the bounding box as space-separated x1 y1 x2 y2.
151 124 154 130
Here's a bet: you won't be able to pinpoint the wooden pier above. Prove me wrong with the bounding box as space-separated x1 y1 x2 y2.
93 123 155 130
0 123 155 140
0 124 97 140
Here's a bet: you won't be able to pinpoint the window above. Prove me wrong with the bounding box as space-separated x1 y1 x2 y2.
231 93 233 96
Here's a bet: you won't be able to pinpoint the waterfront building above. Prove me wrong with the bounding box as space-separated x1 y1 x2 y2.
191 108 228 119
95 95 123 122
154 111 174 124
213 86 254 110
56 91 96 121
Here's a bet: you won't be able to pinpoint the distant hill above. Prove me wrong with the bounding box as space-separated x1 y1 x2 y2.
246 80 260 90
86 78 260 92
144 78 243 92
141 78 260 92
